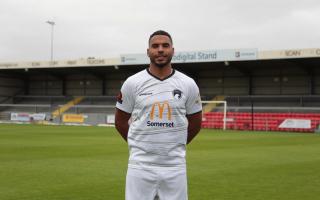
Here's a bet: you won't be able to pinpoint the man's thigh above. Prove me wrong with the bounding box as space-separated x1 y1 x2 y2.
158 168 188 200
125 167 158 200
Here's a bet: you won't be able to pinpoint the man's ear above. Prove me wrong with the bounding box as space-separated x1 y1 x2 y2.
147 48 150 57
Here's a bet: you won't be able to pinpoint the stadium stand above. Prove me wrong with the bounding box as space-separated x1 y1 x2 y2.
1 48 320 131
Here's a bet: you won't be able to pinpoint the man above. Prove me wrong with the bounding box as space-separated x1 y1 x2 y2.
115 30 202 200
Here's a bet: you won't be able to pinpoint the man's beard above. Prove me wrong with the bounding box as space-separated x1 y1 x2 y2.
150 55 173 68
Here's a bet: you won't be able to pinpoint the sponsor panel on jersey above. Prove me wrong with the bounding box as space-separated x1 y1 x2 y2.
147 101 174 127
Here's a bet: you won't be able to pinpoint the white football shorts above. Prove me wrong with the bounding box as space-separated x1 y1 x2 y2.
125 164 188 200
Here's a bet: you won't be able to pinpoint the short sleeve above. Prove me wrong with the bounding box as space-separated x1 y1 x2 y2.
116 79 135 114
186 80 202 115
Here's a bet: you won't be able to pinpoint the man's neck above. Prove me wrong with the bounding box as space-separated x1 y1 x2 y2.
148 64 173 80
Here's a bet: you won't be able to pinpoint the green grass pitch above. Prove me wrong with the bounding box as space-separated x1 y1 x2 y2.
0 124 320 200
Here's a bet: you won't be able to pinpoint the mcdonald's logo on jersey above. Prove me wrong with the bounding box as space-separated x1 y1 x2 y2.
147 101 174 128
150 101 172 120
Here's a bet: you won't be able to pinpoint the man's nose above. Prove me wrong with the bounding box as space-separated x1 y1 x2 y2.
157 45 164 52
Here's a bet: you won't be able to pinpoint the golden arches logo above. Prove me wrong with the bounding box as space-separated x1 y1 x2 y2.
150 101 172 120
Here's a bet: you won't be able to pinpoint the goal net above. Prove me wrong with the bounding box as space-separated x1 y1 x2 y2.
201 100 227 130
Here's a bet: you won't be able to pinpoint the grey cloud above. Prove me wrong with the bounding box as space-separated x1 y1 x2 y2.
0 0 319 61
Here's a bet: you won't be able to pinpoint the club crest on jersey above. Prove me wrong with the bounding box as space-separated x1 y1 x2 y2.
172 89 182 100
116 91 123 104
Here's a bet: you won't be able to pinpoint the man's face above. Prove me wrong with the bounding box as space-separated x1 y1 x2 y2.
147 35 174 68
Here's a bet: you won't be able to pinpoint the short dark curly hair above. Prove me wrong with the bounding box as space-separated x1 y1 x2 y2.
149 30 173 44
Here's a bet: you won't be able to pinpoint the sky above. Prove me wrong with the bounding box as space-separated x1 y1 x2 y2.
0 0 319 62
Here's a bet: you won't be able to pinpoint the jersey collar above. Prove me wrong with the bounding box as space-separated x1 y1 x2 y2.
146 68 175 81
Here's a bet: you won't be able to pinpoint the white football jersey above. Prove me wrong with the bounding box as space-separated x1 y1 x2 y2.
116 68 202 167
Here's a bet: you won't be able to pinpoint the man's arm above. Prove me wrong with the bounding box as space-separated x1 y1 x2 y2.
186 111 202 144
115 108 131 142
